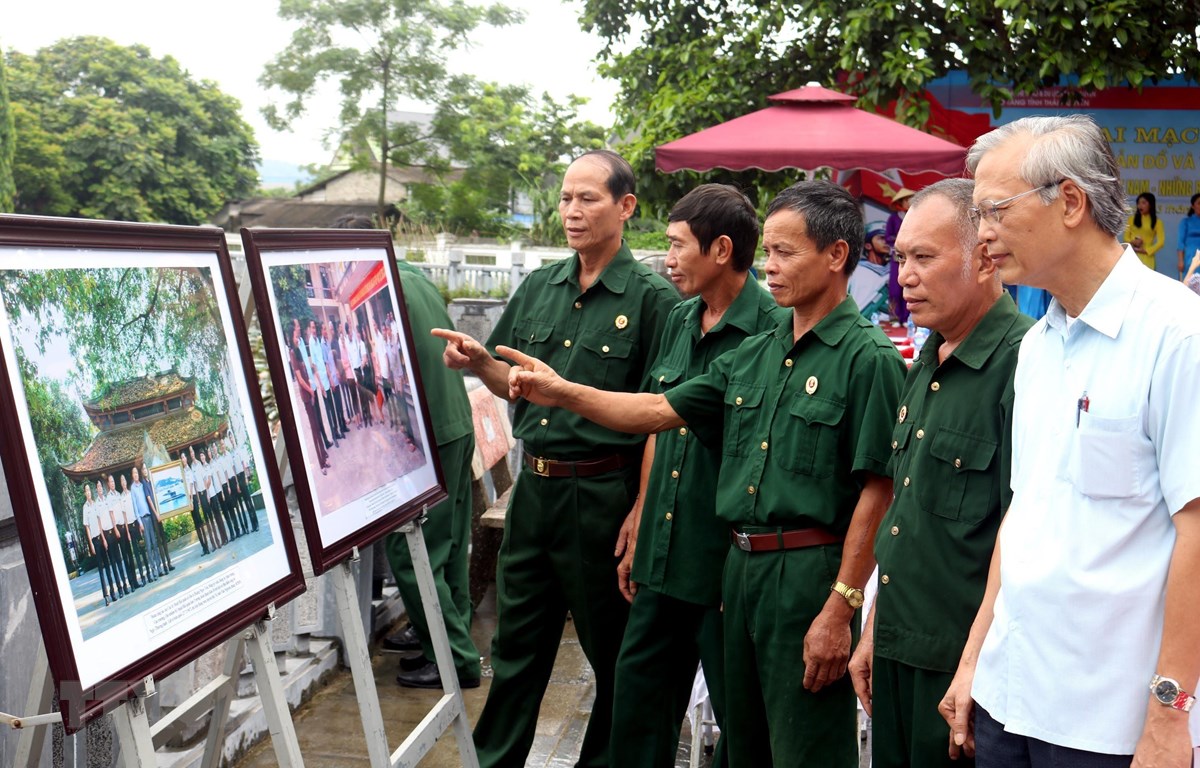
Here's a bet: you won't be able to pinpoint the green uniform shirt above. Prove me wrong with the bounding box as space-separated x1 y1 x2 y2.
396 261 473 447
632 277 789 607
487 243 678 458
665 297 905 531
873 293 1032 673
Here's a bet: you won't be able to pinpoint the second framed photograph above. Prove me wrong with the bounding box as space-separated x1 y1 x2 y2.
242 227 445 575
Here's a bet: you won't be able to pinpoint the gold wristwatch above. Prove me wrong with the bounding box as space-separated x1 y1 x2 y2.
831 581 865 609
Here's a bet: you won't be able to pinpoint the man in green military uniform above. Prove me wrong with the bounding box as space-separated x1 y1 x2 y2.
608 184 789 767
433 150 678 767
847 180 1032 767
500 180 906 767
332 213 481 690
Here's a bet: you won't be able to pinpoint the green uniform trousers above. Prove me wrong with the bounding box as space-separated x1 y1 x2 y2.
871 656 968 768
473 464 637 768
610 587 727 768
385 433 480 678
722 545 858 768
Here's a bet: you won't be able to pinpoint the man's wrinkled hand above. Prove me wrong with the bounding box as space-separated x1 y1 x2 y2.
431 328 489 371
848 636 874 715
938 666 976 760
496 345 568 406
614 507 640 603
802 609 851 693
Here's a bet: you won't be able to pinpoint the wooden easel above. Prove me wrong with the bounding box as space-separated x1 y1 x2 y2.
3 612 305 767
329 514 478 767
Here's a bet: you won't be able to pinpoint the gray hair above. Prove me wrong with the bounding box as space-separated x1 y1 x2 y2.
910 178 978 270
966 115 1125 237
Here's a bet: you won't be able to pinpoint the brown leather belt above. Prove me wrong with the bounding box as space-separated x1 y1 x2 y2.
731 527 843 553
523 451 636 478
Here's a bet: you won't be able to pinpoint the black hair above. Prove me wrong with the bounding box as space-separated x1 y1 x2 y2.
332 214 375 229
1133 192 1158 230
766 180 864 275
668 184 760 271
1189 193 1200 218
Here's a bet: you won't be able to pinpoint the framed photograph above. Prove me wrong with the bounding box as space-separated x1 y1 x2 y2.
0 214 305 731
241 227 445 575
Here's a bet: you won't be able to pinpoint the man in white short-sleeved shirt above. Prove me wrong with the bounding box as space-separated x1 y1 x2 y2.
940 115 1200 768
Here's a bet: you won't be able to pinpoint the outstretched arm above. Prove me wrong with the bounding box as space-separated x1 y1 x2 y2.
498 345 683 434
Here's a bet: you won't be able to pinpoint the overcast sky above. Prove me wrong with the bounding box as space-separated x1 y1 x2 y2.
1 0 620 183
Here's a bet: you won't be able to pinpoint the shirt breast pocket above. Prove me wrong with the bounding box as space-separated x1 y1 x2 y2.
722 381 765 457
515 318 555 354
777 394 846 477
578 330 634 389
918 429 997 524
1069 414 1143 500
651 363 684 393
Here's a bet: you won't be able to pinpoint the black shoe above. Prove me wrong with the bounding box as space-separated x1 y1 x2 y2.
381 624 422 653
399 654 430 672
395 661 480 690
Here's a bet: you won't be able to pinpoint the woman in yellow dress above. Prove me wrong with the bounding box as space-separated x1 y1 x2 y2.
1124 192 1164 270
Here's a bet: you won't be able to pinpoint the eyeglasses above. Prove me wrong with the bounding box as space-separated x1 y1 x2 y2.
968 179 1066 227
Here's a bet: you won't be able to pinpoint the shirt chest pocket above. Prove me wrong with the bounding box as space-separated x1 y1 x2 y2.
916 428 997 524
722 381 765 457
1068 414 1144 500
651 364 685 393
515 318 555 355
776 394 846 478
578 330 635 390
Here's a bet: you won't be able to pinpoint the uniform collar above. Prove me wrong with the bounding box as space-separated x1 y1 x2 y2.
771 295 859 347
1044 246 1139 340
919 292 1022 371
683 273 771 336
547 241 636 294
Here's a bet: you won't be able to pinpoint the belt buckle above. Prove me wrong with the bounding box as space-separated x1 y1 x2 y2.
533 457 550 477
734 531 752 552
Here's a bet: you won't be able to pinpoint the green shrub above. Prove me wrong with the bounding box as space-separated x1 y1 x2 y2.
162 513 195 542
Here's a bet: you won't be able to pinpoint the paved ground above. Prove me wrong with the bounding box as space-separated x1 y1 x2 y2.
234 586 717 767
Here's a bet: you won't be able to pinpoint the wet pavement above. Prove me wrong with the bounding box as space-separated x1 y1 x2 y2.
234 586 715 767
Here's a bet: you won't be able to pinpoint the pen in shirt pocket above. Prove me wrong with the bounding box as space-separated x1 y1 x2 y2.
1076 391 1089 428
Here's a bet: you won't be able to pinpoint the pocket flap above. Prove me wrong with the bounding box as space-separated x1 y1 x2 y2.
518 319 554 344
891 422 912 453
724 382 765 409
789 395 846 426
929 429 996 472
579 332 633 359
651 364 685 389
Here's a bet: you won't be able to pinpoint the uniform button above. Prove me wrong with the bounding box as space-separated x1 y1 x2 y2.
659 375 665 382
891 525 899 535
747 485 756 495
881 574 890 585
891 440 898 449
665 512 673 521
671 470 679 479
954 458 962 468
564 339 572 348
574 301 582 309
540 418 548 426
784 359 794 368
679 427 688 436
902 477 910 487
760 441 768 451
602 345 610 353
916 429 925 439
930 381 940 391
735 396 743 405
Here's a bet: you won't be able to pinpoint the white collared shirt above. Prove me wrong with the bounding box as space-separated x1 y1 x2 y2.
973 248 1200 752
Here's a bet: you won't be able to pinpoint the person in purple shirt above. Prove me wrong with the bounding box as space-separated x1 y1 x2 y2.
885 188 915 321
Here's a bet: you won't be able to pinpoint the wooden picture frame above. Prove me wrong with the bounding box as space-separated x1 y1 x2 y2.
0 214 305 732
241 227 446 576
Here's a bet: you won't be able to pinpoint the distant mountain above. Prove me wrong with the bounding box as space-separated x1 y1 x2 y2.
258 158 314 190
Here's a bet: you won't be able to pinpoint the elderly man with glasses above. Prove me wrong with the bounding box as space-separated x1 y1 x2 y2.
940 115 1200 768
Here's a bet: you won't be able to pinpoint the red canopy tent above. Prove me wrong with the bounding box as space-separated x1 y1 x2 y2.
655 83 968 176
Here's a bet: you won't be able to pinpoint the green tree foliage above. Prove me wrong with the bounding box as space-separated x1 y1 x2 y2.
4 37 259 224
581 0 1199 212
404 77 606 240
0 49 15 212
260 0 522 225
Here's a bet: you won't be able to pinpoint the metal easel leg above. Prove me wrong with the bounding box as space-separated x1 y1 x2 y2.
111 680 158 768
401 516 479 768
11 640 55 765
330 551 392 767
199 633 246 768
243 618 305 767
